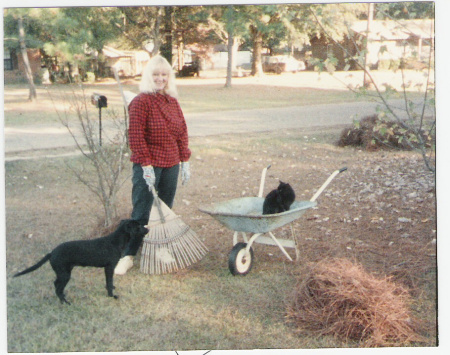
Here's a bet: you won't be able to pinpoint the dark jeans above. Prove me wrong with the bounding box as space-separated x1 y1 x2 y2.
124 163 180 256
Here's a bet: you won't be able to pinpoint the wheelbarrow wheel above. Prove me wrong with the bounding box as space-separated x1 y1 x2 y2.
229 242 254 276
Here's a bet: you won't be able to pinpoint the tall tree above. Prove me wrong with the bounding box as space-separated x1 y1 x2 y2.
225 5 235 88
18 14 37 101
4 8 54 99
160 6 173 64
204 5 247 86
241 4 295 76
375 2 434 19
55 7 122 78
116 6 164 56
243 5 283 76
171 6 208 70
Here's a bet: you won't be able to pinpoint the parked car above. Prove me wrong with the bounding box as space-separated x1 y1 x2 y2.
262 55 306 74
178 59 200 77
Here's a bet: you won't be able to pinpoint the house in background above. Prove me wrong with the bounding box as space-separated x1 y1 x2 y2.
102 46 150 77
3 45 151 84
352 19 434 69
4 48 42 84
310 19 434 70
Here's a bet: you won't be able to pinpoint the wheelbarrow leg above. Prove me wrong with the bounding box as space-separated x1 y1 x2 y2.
233 231 249 246
246 233 263 251
268 232 293 261
233 231 238 246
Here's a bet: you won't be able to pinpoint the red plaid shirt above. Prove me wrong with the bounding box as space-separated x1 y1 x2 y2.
128 93 191 167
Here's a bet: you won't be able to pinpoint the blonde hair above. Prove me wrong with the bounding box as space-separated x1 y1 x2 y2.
139 55 178 98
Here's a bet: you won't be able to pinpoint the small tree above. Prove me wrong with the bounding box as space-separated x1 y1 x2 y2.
49 85 130 226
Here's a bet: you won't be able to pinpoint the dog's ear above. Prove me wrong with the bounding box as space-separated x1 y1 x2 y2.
122 219 140 234
120 219 131 233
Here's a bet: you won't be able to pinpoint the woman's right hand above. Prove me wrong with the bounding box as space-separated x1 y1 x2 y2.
142 165 156 189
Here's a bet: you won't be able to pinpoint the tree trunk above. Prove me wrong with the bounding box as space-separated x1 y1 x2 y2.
177 33 184 72
160 6 173 65
18 15 37 101
225 27 234 88
250 26 264 77
150 6 164 57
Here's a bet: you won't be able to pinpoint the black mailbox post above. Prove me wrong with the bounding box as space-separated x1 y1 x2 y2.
91 93 107 146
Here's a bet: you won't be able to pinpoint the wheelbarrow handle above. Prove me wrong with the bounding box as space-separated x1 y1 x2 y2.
258 164 272 198
310 167 347 202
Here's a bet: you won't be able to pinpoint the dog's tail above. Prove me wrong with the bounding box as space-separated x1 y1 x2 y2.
13 253 52 277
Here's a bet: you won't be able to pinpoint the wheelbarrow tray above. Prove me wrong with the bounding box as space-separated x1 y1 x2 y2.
199 197 317 234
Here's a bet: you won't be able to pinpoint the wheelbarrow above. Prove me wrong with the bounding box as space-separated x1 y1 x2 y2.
199 165 347 275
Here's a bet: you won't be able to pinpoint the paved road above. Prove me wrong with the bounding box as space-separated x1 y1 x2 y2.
4 98 422 161
188 100 382 136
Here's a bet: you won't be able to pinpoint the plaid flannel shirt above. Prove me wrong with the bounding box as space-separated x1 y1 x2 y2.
128 93 191 167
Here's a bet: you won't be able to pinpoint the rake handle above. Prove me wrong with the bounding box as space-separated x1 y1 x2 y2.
151 186 166 223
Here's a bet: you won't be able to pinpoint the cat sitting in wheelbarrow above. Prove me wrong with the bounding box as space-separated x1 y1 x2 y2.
262 181 295 215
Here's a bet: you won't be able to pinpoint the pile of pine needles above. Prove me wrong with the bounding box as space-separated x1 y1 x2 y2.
286 258 424 347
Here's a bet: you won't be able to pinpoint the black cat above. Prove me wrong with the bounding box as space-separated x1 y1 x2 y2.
262 181 296 215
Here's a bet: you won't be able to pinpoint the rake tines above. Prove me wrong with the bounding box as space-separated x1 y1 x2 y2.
140 188 208 274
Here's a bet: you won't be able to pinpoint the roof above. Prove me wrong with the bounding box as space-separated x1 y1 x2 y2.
103 46 132 58
102 46 150 62
351 19 434 41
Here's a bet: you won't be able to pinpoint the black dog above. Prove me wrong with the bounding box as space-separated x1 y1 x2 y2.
14 219 148 305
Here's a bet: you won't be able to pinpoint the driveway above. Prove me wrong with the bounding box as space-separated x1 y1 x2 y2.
187 100 389 136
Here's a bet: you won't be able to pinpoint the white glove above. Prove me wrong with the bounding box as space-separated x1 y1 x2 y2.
142 165 155 189
181 162 191 186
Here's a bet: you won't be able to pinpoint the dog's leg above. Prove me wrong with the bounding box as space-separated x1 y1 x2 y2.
52 264 72 305
105 265 118 299
54 272 71 305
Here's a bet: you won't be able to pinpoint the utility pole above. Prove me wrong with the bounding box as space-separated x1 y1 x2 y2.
363 3 375 88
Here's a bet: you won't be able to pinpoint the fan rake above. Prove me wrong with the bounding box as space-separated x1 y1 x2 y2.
140 187 208 274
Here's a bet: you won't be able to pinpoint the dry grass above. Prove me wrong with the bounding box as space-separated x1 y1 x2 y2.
286 258 426 347
4 87 437 351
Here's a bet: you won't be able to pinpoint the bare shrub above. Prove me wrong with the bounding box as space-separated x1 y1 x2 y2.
49 85 130 226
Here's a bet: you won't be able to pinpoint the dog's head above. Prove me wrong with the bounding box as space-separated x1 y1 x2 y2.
110 220 149 251
120 219 149 238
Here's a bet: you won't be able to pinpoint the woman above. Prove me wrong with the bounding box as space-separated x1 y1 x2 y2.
115 55 191 275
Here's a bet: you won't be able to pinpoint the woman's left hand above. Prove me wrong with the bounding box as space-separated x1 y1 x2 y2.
181 162 191 186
